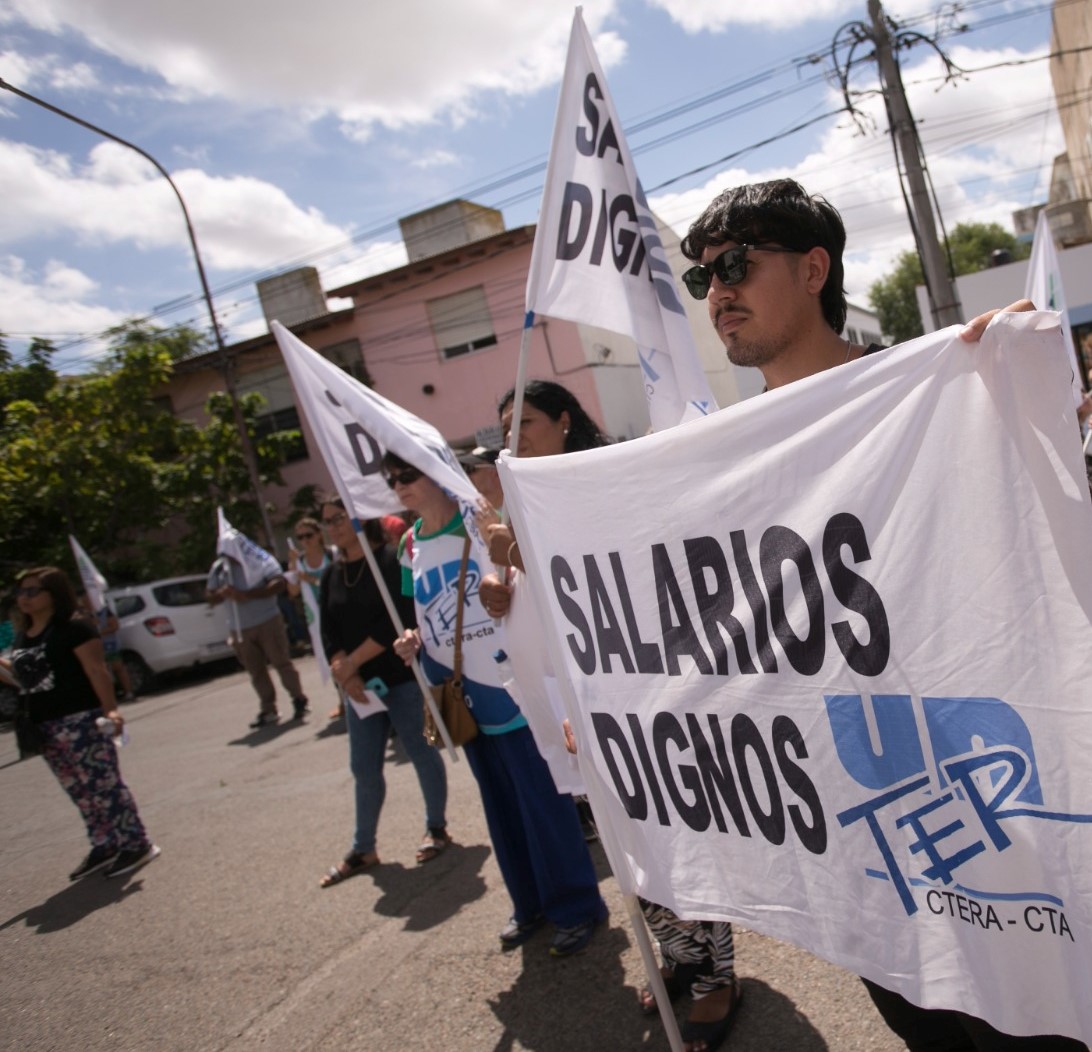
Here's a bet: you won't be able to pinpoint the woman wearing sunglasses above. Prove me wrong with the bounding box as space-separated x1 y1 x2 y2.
2 567 159 881
479 381 742 1052
386 451 608 957
316 498 449 886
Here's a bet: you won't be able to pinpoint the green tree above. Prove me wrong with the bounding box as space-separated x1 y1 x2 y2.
0 322 304 582
869 222 1030 343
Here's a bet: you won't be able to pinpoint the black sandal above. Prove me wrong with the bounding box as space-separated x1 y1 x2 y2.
680 976 743 1052
319 851 378 888
639 961 702 1015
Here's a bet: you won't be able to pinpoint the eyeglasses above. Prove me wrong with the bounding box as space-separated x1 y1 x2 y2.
16 586 43 597
386 467 423 489
321 512 348 527
681 243 802 300
295 531 317 541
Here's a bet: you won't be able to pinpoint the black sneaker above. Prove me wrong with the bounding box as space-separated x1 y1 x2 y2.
69 845 118 881
499 915 544 951
249 712 278 729
292 696 309 721
105 844 161 879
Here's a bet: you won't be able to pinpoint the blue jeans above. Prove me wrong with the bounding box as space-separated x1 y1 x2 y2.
346 678 447 856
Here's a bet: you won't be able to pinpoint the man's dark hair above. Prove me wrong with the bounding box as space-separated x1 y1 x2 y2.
681 178 848 334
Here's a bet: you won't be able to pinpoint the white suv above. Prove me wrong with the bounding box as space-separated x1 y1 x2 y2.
107 576 237 694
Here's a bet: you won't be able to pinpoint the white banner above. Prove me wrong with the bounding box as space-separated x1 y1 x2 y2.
69 534 108 613
286 541 331 685
526 8 716 431
499 312 1092 1041
1025 209 1082 406
272 321 481 519
215 508 281 589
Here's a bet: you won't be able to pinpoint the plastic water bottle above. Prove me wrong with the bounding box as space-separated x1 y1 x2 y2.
493 649 517 695
96 716 130 747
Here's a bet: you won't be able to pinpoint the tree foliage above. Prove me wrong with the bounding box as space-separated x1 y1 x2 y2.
0 322 304 584
868 222 1031 343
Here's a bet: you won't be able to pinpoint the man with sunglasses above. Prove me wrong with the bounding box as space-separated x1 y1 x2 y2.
679 179 1074 1051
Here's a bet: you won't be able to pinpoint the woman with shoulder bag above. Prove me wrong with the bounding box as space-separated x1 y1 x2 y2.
5 567 159 881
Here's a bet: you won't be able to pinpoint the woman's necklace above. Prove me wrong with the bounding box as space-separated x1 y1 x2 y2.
341 555 366 588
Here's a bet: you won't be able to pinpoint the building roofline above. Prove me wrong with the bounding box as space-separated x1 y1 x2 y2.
172 306 356 374
329 224 537 298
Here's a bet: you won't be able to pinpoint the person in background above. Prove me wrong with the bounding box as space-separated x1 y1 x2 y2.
387 452 607 957
287 515 340 719
678 175 1079 1051
3 567 159 880
206 552 309 729
458 446 505 512
316 498 449 885
479 381 742 1051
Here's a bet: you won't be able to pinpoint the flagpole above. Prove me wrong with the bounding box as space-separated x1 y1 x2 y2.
504 314 535 471
350 521 459 760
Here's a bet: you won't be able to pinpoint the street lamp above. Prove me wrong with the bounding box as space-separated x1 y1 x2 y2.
0 75 279 553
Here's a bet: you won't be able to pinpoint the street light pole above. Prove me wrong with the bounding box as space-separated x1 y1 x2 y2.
0 75 279 554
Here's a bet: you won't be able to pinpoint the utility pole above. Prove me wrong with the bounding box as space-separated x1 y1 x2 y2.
867 0 963 328
0 76 279 554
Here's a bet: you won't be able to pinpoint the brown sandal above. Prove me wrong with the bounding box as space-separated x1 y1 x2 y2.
319 851 378 887
415 828 451 864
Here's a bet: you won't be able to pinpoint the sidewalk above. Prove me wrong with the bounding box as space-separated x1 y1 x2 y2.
0 657 903 1051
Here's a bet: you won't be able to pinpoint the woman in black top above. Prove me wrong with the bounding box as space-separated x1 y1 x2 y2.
315 501 448 886
4 567 159 881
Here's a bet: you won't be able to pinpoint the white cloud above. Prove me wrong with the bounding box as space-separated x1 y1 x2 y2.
0 0 628 138
0 139 353 271
0 253 125 347
647 0 858 33
650 43 1062 305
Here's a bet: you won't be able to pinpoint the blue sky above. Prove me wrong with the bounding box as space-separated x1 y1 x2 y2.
0 0 1062 367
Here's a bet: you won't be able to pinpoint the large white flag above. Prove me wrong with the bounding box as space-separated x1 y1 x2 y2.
215 508 281 589
526 8 716 431
69 535 108 613
272 322 480 519
500 312 1092 1042
1025 209 1082 405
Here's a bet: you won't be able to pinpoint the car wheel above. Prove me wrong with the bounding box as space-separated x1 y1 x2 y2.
121 652 154 696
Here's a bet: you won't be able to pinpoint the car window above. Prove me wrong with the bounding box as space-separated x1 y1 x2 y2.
114 595 146 617
152 580 209 607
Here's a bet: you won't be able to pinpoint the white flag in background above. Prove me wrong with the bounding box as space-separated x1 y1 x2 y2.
215 508 281 589
526 7 716 431
69 534 108 613
1025 209 1082 404
272 321 480 519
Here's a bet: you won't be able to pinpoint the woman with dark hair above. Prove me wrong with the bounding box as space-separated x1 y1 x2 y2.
481 382 742 1051
497 379 610 457
2 566 159 881
385 453 607 956
316 497 448 886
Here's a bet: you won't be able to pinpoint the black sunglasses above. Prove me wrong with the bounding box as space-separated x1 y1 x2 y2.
386 467 423 489
681 243 802 300
16 585 43 597
295 530 317 540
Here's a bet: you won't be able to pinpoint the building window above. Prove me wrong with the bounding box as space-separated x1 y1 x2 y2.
426 286 497 359
254 405 308 463
321 339 372 386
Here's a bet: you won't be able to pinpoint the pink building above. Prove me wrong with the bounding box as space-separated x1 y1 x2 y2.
161 199 750 546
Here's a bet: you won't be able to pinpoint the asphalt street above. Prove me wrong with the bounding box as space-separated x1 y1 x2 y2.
0 655 906 1052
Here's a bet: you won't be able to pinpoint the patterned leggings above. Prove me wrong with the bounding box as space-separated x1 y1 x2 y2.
40 711 150 852
641 899 736 1002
